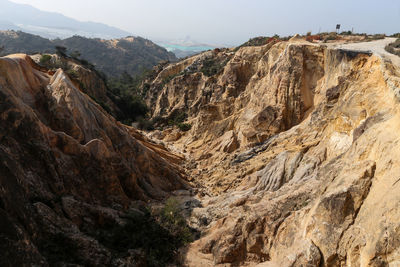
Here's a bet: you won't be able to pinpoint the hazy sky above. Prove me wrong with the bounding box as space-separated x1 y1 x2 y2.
9 0 400 45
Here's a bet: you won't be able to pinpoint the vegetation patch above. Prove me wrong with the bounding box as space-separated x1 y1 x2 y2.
107 71 151 124
385 39 400 57
200 57 230 77
365 34 386 41
65 68 79 80
167 111 187 126
238 35 282 48
167 111 192 131
39 54 52 65
177 123 192 132
141 111 192 132
36 48 152 125
161 73 181 86
96 198 196 267
0 31 175 77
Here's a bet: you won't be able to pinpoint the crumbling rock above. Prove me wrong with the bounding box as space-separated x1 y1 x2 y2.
142 39 400 266
0 54 187 266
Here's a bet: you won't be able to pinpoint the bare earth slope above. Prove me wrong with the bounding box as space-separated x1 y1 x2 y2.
142 38 400 266
0 54 187 266
2 36 400 266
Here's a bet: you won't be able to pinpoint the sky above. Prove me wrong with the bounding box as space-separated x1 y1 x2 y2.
9 0 400 45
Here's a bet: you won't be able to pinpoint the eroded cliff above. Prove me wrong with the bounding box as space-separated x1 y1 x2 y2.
0 54 188 266
141 38 400 266
2 36 400 267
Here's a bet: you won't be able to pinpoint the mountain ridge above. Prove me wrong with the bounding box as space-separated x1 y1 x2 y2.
0 0 131 39
0 30 177 77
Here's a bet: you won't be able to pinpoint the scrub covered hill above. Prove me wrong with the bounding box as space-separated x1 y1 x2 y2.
0 30 177 77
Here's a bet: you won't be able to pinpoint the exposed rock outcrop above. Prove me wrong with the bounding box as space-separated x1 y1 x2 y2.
142 38 400 266
30 53 121 117
0 54 187 266
3 35 400 267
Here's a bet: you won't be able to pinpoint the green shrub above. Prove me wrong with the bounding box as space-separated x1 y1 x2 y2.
162 73 180 85
324 33 338 41
117 94 148 122
107 71 151 123
177 123 192 132
137 117 155 131
200 58 229 77
39 54 52 65
170 111 187 124
367 34 385 41
152 111 192 131
97 210 178 267
160 198 194 245
96 199 195 267
341 31 353 35
391 39 400 48
385 39 400 57
65 68 79 80
239 36 269 47
55 45 67 57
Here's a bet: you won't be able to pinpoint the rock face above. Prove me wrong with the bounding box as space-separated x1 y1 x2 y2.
142 39 400 266
0 54 187 266
3 37 400 266
30 53 122 118
145 42 324 148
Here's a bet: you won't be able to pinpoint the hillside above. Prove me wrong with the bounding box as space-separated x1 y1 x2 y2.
0 30 177 77
0 54 189 266
57 35 177 77
2 35 400 266
139 36 400 266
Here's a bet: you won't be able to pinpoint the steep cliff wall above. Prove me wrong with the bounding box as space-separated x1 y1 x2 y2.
142 39 400 266
0 54 187 266
3 37 400 267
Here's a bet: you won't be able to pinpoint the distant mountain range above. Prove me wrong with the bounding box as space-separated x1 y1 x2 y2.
155 36 221 58
0 0 221 58
157 42 216 58
0 0 130 39
0 30 177 77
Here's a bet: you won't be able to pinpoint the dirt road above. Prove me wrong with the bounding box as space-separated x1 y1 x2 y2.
330 37 400 67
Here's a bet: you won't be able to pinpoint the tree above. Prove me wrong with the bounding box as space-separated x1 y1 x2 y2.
55 46 67 57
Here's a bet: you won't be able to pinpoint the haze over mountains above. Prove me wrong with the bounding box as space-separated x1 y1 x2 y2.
0 0 131 39
0 0 216 57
